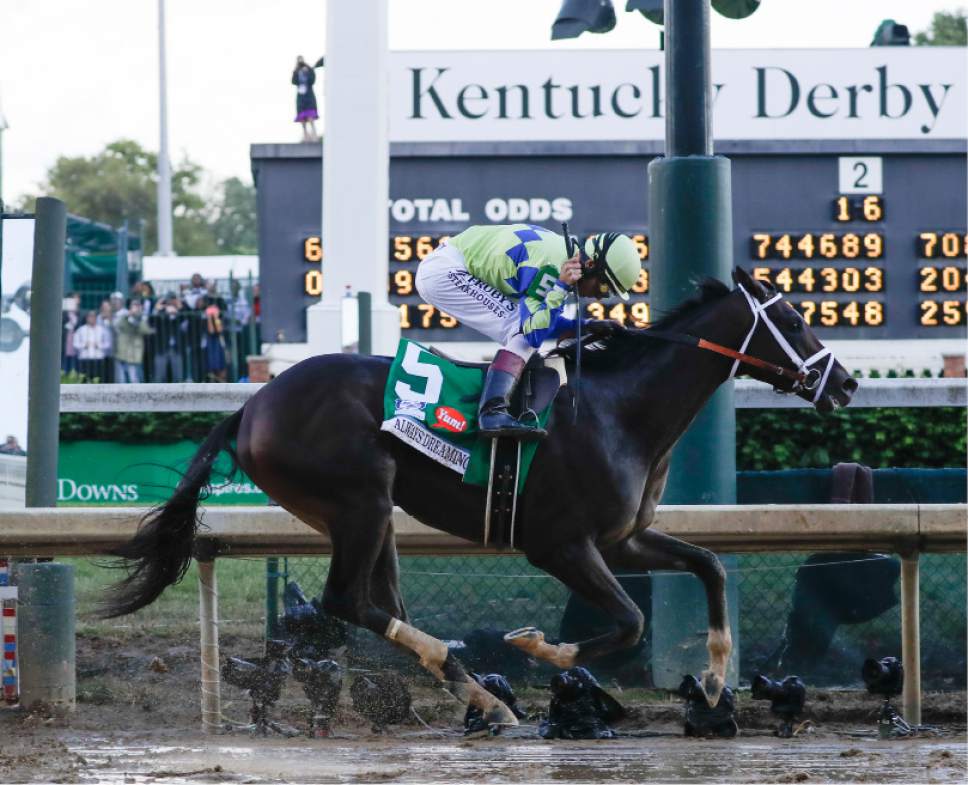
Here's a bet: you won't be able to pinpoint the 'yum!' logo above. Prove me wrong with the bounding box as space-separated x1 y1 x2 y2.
433 406 468 433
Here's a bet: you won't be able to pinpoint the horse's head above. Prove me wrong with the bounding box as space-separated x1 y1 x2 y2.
730 268 857 413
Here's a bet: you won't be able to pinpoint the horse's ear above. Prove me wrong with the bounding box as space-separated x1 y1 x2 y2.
732 266 770 301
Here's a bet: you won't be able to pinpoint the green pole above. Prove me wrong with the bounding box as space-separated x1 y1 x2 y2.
647 0 738 689
16 563 75 711
266 557 280 639
357 291 372 355
115 220 128 295
26 197 66 508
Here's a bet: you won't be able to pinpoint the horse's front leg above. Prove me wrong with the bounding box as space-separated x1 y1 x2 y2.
604 528 731 707
505 537 645 668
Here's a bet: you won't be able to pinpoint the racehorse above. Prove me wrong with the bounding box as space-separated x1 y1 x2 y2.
104 268 856 726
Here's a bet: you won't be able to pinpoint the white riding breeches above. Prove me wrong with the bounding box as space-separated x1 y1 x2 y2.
415 244 535 360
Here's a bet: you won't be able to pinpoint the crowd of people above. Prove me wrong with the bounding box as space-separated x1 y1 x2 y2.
61 275 261 383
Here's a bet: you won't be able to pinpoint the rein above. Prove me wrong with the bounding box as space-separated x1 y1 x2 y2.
636 328 814 388
561 284 834 399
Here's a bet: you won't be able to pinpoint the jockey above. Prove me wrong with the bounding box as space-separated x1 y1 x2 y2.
415 224 642 440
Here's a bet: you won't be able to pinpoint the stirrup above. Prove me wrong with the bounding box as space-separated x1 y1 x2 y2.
479 412 546 441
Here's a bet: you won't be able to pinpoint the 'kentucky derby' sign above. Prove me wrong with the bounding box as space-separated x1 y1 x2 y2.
389 48 965 142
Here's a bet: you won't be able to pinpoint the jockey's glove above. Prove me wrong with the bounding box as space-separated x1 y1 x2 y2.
583 319 625 338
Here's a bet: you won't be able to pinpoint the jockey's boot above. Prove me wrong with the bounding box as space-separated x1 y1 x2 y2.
478 350 547 441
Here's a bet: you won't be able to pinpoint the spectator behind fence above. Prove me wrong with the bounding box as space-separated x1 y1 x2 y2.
97 299 118 381
74 310 111 380
0 435 25 456
199 295 227 382
62 291 81 374
114 299 154 383
227 278 252 378
252 283 261 348
184 273 207 310
292 55 320 142
150 294 187 382
131 281 156 317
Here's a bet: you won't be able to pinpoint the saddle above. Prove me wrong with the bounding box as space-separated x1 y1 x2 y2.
428 346 562 417
429 346 564 550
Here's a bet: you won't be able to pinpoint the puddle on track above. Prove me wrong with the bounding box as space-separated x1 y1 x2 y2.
67 732 968 784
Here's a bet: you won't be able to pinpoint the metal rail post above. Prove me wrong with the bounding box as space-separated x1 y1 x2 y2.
228 271 238 382
900 552 921 725
197 553 221 734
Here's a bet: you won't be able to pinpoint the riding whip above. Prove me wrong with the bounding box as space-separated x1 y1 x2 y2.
562 223 581 424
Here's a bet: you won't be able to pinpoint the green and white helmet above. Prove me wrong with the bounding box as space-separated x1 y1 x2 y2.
583 232 641 301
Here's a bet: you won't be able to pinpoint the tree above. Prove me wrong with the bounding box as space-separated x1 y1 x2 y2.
914 9 967 46
20 139 256 256
211 177 257 254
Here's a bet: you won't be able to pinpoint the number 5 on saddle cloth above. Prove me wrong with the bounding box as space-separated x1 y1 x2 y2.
380 339 563 549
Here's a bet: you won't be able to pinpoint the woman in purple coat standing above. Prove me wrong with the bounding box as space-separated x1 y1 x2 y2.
292 56 319 142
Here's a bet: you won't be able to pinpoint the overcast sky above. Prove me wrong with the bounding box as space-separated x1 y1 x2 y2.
0 1 961 204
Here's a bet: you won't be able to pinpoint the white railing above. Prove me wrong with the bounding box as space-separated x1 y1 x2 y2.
60 378 966 413
0 503 963 732
0 504 961 557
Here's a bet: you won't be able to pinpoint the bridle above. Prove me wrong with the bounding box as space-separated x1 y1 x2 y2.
726 284 835 401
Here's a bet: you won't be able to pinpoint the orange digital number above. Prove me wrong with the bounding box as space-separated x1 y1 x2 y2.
304 236 323 263
304 269 323 296
630 302 650 327
632 234 649 260
631 268 649 293
393 236 413 262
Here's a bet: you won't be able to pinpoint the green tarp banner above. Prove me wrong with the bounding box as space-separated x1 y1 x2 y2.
57 441 268 506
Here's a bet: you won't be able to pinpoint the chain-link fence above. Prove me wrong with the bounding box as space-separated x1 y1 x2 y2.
63 278 260 384
276 551 966 690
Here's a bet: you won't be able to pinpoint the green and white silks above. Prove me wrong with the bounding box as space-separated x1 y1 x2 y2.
381 339 553 491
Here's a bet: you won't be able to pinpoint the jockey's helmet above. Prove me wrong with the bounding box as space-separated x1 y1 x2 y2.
583 233 641 301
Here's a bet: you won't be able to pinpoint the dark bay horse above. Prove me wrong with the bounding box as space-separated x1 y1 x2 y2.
104 268 856 725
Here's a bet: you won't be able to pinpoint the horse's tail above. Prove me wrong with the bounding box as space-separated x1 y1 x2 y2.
101 408 245 618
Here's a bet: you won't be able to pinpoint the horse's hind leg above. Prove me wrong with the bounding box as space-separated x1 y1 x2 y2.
369 524 407 622
604 528 730 707
506 537 645 670
322 502 518 727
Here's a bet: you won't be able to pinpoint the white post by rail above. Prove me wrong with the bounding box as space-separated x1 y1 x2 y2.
900 553 921 726
198 559 221 734
307 0 400 355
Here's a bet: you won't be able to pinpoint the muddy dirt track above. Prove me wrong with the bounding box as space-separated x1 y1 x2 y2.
0 634 965 783
3 722 966 784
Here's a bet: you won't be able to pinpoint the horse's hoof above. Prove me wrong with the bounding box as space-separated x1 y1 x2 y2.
701 669 725 708
484 700 519 727
450 677 519 728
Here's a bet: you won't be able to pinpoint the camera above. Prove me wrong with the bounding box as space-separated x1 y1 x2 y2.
751 674 806 737
291 658 342 737
862 656 903 697
221 639 295 736
677 674 738 738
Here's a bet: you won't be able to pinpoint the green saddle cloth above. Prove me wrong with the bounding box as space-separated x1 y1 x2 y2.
381 339 553 492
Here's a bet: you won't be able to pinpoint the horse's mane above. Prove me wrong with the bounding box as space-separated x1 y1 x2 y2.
551 277 732 370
